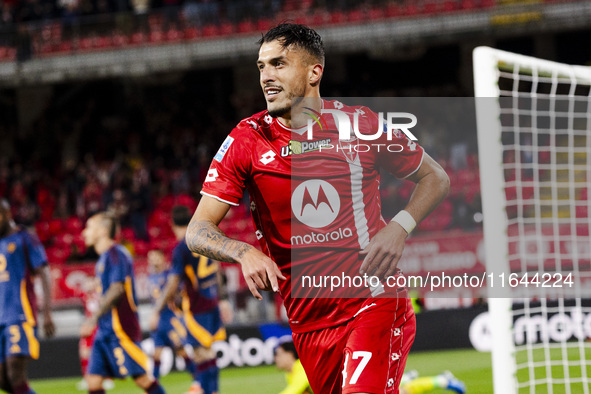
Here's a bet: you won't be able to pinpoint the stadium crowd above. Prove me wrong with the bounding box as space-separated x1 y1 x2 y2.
0 77 482 266
0 0 394 25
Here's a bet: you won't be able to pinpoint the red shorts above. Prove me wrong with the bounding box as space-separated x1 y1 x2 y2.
292 296 415 394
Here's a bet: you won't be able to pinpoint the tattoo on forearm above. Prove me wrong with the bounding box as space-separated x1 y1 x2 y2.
186 221 252 264
95 283 124 319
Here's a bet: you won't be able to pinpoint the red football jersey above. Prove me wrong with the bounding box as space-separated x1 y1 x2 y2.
201 99 424 333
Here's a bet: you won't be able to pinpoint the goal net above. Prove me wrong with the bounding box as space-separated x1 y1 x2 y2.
473 47 591 394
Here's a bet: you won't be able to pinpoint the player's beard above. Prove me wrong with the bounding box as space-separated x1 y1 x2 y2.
268 83 306 118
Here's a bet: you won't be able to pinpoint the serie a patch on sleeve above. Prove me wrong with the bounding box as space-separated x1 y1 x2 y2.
214 136 235 162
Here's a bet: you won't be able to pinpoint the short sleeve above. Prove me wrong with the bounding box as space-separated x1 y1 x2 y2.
364 108 425 179
107 249 127 286
22 231 48 270
201 127 252 206
171 245 185 276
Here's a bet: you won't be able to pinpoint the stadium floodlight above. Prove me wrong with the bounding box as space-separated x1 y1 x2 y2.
473 46 591 394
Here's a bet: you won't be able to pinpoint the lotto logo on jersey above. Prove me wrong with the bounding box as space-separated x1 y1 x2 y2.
205 169 219 183
260 150 276 165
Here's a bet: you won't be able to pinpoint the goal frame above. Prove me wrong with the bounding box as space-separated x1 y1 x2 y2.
472 46 591 394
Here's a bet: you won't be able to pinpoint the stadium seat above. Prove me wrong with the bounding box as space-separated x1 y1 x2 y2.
58 40 73 53
386 4 402 18
46 246 69 264
133 240 150 256
461 0 476 10
149 30 165 43
220 22 234 35
78 37 95 51
113 33 129 47
368 7 384 21
238 21 256 34
256 19 272 33
48 218 64 236
166 29 184 41
131 32 146 45
329 11 347 25
443 1 459 12
348 9 364 23
202 25 220 37
405 4 419 16
65 216 83 234
185 27 200 39
55 233 74 248
157 194 175 211
35 221 51 243
423 3 439 15
282 0 299 12
120 227 136 241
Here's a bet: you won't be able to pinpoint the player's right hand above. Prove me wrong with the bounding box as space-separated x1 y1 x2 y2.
149 313 160 332
238 248 286 301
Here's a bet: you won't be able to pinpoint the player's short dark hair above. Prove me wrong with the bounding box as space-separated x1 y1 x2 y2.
277 340 299 360
172 205 192 227
97 212 118 240
258 23 325 66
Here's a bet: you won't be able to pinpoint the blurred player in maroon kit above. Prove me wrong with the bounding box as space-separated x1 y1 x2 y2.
186 24 449 394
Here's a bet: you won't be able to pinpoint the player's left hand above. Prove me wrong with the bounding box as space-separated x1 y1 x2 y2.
80 317 97 338
359 221 408 280
43 311 56 338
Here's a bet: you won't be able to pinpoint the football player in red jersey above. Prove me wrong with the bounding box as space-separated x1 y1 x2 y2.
185 23 450 394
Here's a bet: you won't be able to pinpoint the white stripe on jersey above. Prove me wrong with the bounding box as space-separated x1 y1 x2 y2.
348 157 385 297
348 158 369 249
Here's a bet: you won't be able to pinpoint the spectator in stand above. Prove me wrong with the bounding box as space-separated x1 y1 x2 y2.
106 188 129 226
128 180 151 241
82 176 104 218
59 0 81 36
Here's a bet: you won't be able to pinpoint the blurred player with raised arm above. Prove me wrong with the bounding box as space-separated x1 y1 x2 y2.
0 199 55 394
80 212 166 394
185 23 450 394
150 206 231 394
146 249 197 381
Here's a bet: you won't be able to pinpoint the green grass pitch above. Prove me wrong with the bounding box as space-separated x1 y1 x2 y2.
30 348 494 393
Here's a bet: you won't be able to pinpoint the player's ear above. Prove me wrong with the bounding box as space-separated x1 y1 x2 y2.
309 63 323 87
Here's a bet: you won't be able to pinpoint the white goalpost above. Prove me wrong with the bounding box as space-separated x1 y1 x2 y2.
473 47 591 394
